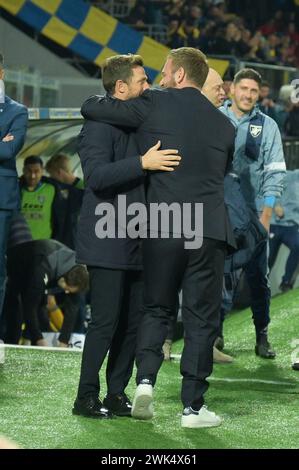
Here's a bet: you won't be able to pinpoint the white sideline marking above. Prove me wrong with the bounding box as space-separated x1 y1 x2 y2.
171 354 296 386
3 344 82 353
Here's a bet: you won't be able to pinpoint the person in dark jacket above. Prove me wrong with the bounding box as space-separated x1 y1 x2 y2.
2 236 88 347
73 54 181 420
45 153 84 250
81 47 236 428
202 68 268 361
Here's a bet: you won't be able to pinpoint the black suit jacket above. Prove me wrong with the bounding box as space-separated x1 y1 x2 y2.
76 118 145 269
82 87 236 248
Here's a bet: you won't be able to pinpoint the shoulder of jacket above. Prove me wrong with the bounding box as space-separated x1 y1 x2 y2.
6 96 27 113
262 113 279 131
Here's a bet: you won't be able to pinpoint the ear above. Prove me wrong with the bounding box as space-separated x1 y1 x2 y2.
0 69 4 80
175 66 185 85
230 82 235 96
115 79 128 96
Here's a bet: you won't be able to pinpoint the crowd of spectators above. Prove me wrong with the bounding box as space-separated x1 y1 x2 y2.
118 0 299 137
122 0 299 67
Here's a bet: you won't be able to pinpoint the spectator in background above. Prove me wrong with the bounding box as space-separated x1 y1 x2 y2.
269 170 299 292
285 102 299 137
0 52 28 320
3 235 89 347
129 1 299 67
274 84 293 133
258 81 277 121
45 153 86 336
213 22 250 57
219 68 286 359
19 156 61 241
176 18 201 48
222 75 233 101
45 153 84 189
45 154 84 250
263 34 280 64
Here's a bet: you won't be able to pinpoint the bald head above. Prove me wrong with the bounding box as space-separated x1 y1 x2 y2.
202 68 226 108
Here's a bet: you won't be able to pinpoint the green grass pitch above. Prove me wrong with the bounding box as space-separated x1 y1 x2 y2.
1 289 299 449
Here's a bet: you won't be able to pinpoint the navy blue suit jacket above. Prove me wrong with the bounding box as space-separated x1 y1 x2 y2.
76 117 145 269
0 95 28 210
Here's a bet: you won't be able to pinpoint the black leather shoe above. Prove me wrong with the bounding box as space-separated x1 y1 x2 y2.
279 282 293 293
103 393 132 417
292 362 299 371
255 338 276 359
72 397 114 419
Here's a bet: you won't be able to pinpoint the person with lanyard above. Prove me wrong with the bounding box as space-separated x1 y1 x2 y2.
218 68 286 359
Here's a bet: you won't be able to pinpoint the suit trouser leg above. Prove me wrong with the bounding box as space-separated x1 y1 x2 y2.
268 225 282 270
106 271 144 395
245 239 271 333
219 268 242 337
0 210 13 319
136 237 187 386
180 239 226 409
77 267 125 399
280 226 299 284
1 279 22 343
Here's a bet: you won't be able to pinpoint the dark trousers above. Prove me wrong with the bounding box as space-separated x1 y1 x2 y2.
220 238 271 332
136 237 226 409
3 277 45 344
244 238 271 332
269 224 299 285
77 267 143 399
52 292 81 344
0 210 13 319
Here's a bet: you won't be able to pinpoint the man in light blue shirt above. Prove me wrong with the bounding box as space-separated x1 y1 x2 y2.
269 170 299 291
219 68 286 358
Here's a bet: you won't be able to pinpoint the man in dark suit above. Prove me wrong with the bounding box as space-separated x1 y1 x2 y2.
82 47 236 428
73 54 181 420
0 52 28 319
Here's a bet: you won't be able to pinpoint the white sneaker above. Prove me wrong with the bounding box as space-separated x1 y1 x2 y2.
181 405 222 428
131 383 154 420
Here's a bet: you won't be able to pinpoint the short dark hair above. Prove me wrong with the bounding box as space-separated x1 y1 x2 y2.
64 265 89 292
167 47 209 89
234 68 262 87
0 53 4 69
261 80 270 88
24 155 43 167
45 154 70 173
102 54 144 94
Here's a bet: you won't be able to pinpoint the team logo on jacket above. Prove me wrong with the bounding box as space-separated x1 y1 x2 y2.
250 125 263 138
38 195 45 204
